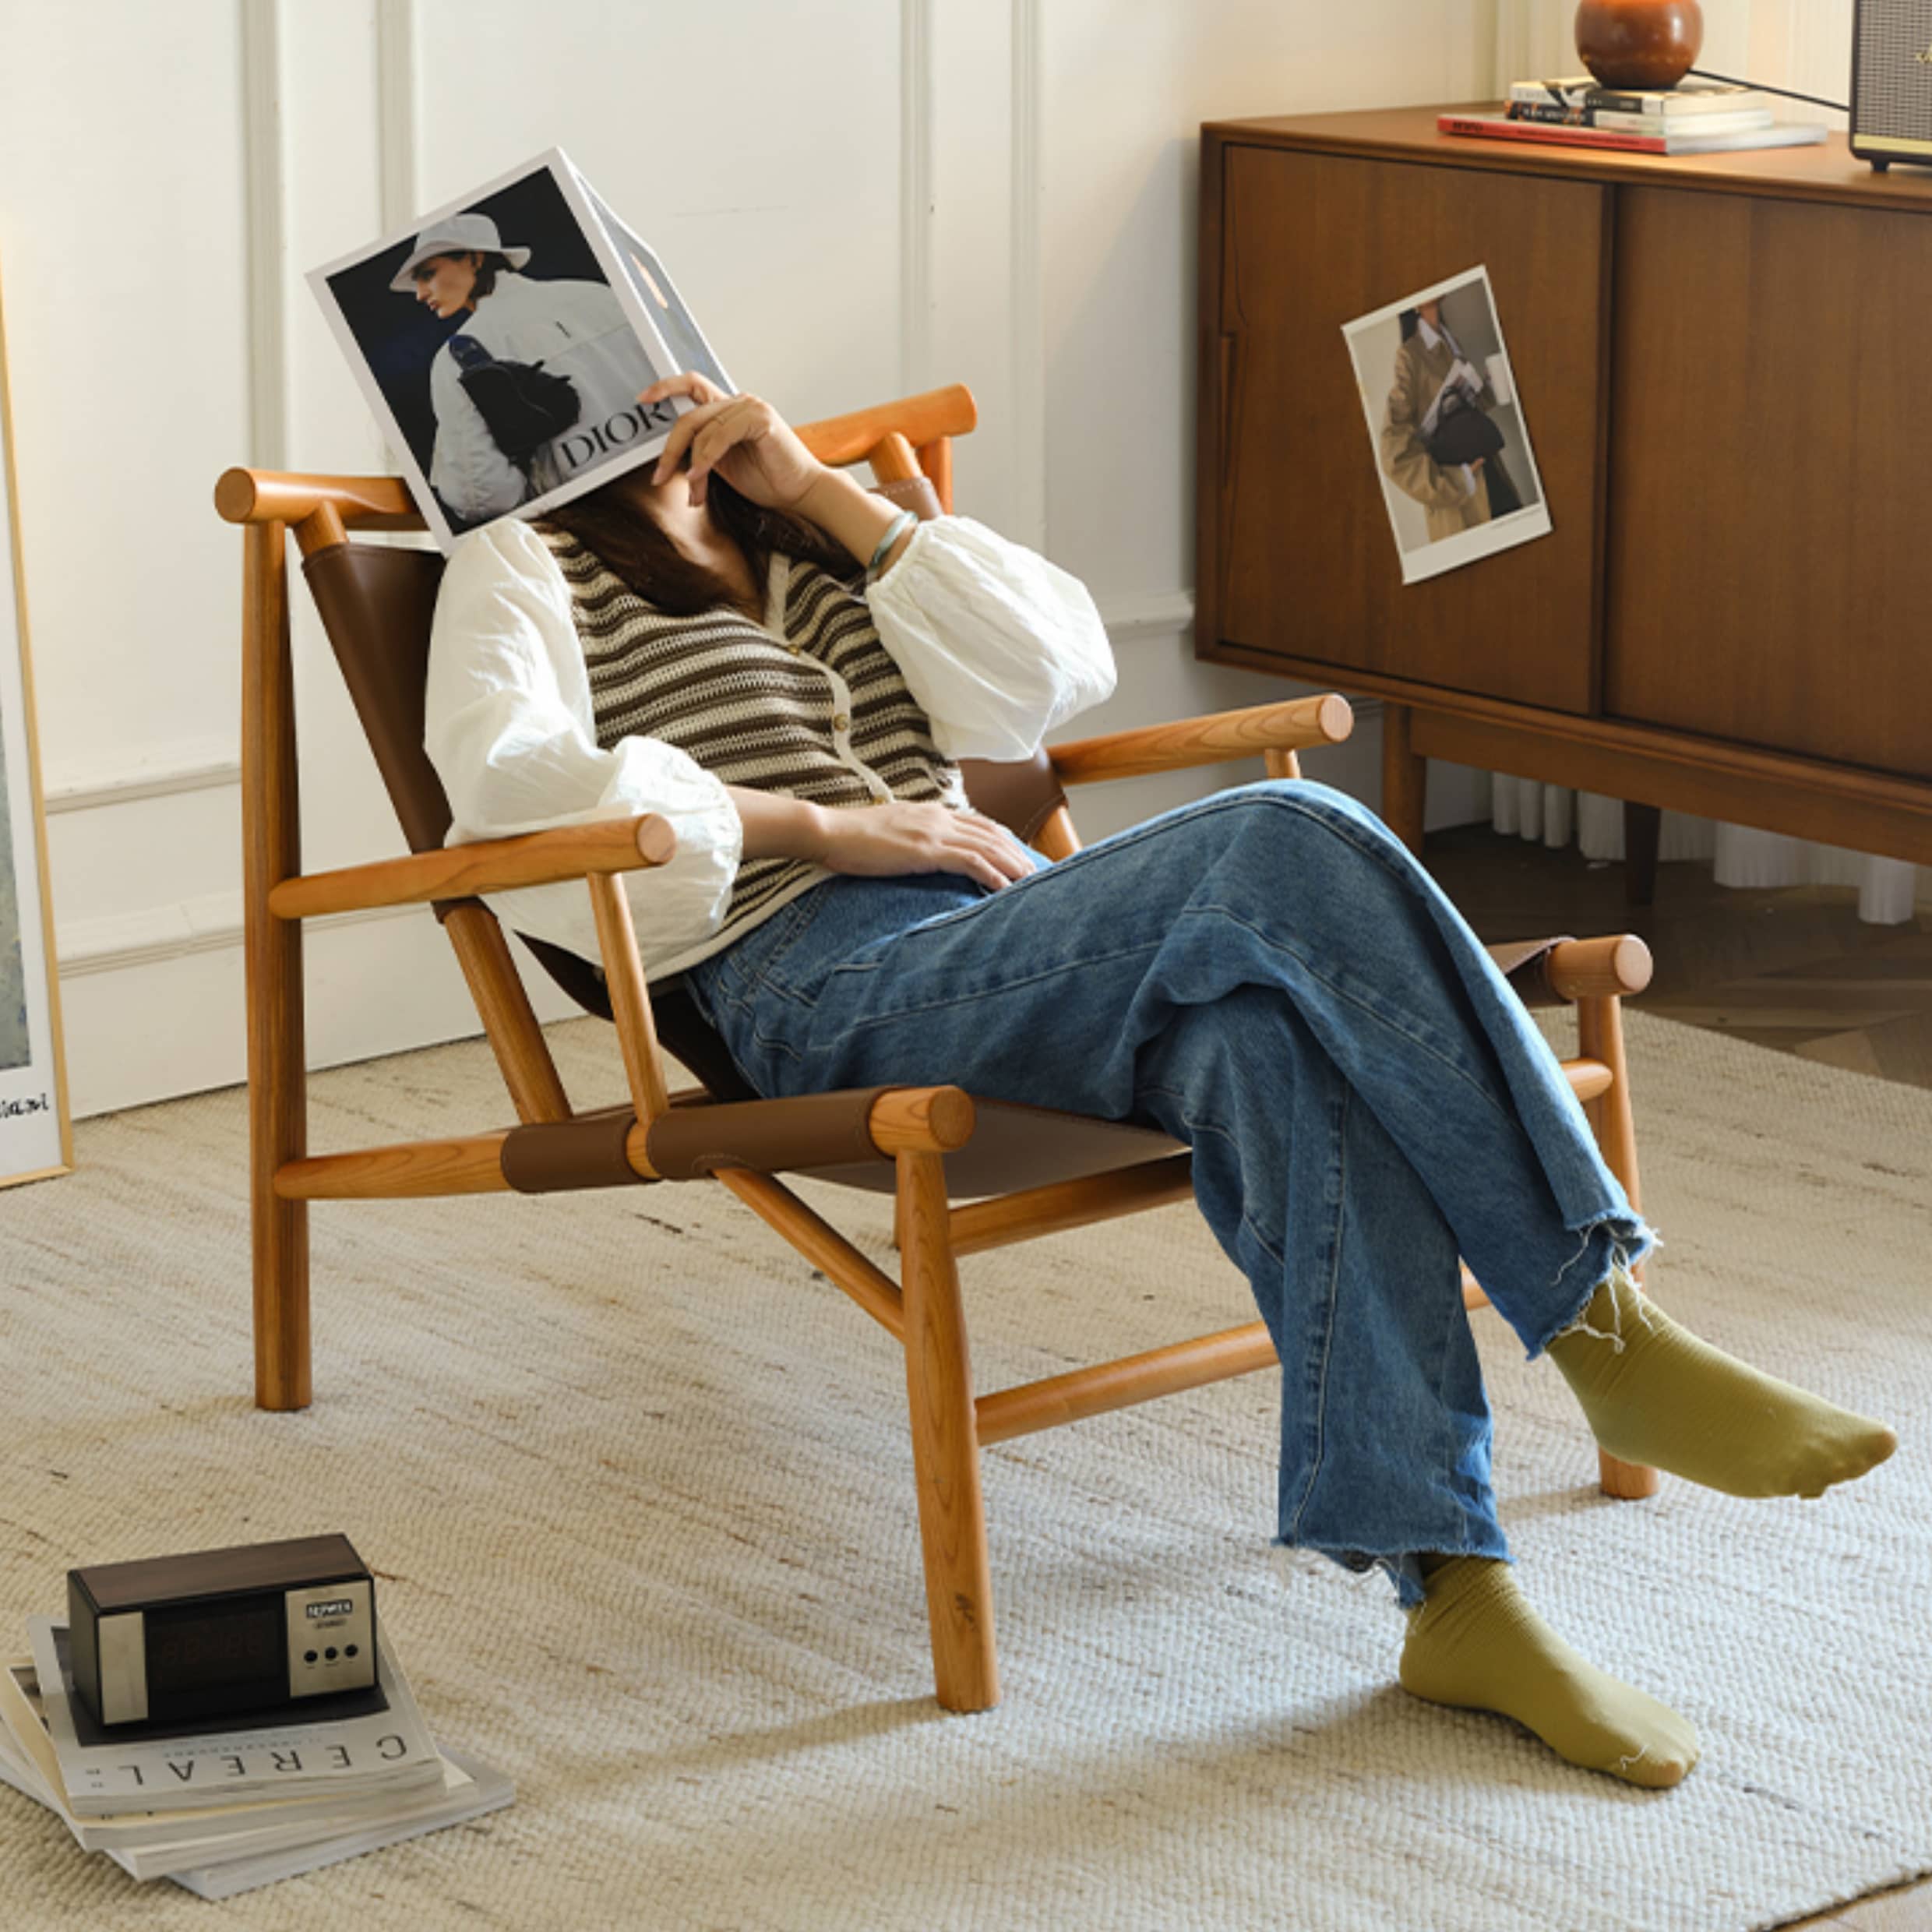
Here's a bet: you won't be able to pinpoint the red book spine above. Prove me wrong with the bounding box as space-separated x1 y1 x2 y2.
1436 114 1667 154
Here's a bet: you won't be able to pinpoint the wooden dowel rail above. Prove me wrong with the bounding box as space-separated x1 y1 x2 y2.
1050 693 1355 785
795 384 977 469
950 1155 1196 1257
277 1132 512 1201
714 1169 906 1339
268 814 676 920
589 873 671 1128
216 468 421 530
216 385 976 536
976 1322 1278 1447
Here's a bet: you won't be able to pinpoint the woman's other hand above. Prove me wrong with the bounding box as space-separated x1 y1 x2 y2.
642 372 827 511
813 801 1037 892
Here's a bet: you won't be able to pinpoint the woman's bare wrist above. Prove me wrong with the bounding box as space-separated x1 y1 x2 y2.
725 784 832 863
795 467 915 578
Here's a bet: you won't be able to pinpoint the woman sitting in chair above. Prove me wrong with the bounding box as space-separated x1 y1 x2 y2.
425 371 1895 1791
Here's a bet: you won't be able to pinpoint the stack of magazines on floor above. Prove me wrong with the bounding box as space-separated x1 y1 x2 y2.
0 1614 512 1899
1440 75 1828 156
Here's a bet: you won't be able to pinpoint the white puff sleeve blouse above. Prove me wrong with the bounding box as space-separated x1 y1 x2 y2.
423 510 1118 973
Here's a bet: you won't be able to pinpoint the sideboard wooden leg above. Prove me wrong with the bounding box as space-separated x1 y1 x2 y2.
1624 800 1661 907
1380 703 1427 855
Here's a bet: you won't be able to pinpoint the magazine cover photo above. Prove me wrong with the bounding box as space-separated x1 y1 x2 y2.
1341 264 1552 585
312 151 692 548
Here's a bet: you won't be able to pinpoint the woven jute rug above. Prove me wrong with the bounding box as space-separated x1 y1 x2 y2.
0 1007 1927 1930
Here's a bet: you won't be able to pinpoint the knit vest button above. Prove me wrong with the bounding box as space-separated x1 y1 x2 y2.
832 711 850 732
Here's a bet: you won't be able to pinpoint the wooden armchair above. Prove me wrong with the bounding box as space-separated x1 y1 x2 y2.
215 383 1660 1714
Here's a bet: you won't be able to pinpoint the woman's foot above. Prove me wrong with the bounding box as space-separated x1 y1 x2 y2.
1545 1264 1896 1499
1399 1555 1699 1788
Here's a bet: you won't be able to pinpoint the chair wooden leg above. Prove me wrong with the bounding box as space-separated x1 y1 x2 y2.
1575 989 1659 1500
242 520 310 1411
897 1149 999 1712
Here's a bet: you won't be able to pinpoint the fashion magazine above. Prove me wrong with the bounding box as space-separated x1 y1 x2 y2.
310 149 734 550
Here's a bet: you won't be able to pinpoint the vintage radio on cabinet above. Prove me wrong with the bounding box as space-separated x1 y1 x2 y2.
1197 107 1932 887
1851 0 1932 171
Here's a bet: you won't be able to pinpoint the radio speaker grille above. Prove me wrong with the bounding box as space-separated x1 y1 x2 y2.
1853 0 1932 157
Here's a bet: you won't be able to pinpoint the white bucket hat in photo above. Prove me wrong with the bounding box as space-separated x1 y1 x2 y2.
389 212 532 292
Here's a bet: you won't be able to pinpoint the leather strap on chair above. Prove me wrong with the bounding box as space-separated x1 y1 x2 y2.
501 1105 641 1193
644 1087 902 1180
1485 935 1578 1010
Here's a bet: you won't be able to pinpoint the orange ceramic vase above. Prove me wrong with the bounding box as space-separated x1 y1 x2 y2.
1574 0 1704 90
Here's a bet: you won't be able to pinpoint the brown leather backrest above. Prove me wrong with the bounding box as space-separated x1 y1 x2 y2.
304 542 452 856
958 748 1067 846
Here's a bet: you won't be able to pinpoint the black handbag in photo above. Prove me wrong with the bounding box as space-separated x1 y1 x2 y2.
446 333 582 464
1423 382 1504 470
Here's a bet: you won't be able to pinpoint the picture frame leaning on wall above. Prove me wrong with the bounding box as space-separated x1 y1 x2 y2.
0 256 73 1188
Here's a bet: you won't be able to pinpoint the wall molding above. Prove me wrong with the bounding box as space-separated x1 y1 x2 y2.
1009 0 1045 549
375 0 419 231
1096 589 1196 644
58 892 417 978
239 0 288 469
899 0 936 394
44 742 240 815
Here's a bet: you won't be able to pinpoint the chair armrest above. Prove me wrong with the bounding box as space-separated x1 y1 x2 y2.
267 814 676 921
1048 694 1353 786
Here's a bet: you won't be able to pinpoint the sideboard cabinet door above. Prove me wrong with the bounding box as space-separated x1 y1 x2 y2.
1606 186 1932 781
1213 146 1608 713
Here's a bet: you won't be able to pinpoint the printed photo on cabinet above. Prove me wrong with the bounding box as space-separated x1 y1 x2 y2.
310 149 717 550
0 260 73 1188
1342 264 1552 584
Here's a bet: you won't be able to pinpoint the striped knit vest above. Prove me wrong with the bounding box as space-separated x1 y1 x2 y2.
538 524 971 942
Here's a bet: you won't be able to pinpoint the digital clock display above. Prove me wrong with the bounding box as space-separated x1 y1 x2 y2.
147 1601 284 1691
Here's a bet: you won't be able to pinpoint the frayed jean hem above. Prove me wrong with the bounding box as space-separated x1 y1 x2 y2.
1276 1531 1514 1613
1515 1211 1666 1364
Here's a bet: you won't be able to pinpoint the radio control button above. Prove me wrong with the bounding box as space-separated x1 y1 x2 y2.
324 1648 338 1660
304 1650 318 1664
345 1644 358 1657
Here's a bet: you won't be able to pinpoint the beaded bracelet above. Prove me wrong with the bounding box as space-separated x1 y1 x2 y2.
866 509 918 584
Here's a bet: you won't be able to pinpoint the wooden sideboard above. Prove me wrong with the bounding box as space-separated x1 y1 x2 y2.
1197 105 1932 892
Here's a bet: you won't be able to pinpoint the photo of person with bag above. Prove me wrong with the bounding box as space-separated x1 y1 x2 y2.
1380 297 1524 537
1343 266 1551 584
392 210 667 531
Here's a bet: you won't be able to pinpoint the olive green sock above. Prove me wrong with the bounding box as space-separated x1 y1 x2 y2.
1400 1555 1699 1789
1544 1264 1897 1499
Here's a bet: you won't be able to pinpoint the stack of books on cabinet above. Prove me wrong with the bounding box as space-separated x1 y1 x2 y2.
1440 76 1828 156
0 1616 512 1899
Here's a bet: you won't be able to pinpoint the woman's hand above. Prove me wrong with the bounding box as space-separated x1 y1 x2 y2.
811 800 1037 893
641 372 828 511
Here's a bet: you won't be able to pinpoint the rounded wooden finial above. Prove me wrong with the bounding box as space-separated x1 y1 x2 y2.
213 468 260 524
1613 932 1655 996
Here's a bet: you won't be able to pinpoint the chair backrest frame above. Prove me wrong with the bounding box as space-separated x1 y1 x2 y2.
219 383 1081 1149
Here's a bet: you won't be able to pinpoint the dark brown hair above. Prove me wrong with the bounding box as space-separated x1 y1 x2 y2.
540 471 855 619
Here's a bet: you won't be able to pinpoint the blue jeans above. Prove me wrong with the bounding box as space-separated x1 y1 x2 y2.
682 779 1660 1609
